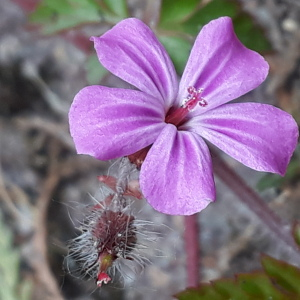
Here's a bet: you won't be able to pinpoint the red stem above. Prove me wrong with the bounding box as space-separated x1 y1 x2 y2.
211 148 299 255
184 214 200 287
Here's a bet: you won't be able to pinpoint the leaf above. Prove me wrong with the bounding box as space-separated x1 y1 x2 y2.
181 0 237 36
257 159 300 191
159 0 200 27
175 255 300 300
102 0 128 19
158 0 271 70
0 217 19 300
30 0 102 34
159 35 192 75
256 173 284 191
85 54 108 84
175 284 225 300
233 14 271 52
262 254 300 295
212 279 252 299
237 272 290 300
175 280 252 300
293 222 300 248
0 212 32 300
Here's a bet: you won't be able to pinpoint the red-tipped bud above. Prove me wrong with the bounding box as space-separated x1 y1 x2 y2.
67 204 138 287
96 272 111 287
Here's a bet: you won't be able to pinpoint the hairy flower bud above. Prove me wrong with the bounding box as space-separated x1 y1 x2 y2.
67 201 139 287
66 158 157 287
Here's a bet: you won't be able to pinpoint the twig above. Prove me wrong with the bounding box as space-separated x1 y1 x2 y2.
14 117 75 151
211 148 300 258
21 61 69 117
0 163 24 222
184 214 200 287
29 139 65 300
217 224 256 274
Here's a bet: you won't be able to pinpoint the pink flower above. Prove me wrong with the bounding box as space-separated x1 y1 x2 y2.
69 17 298 215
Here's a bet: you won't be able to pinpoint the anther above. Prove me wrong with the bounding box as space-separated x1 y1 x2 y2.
182 86 207 111
165 86 208 127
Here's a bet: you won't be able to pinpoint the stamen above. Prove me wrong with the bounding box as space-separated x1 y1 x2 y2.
183 86 207 110
165 86 207 127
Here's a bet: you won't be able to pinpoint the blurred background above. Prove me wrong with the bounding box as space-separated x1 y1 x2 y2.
0 0 300 299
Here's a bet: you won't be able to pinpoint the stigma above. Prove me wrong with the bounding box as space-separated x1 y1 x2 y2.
165 86 207 127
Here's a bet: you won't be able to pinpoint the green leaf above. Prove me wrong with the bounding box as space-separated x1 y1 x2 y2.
182 0 237 36
0 212 32 300
176 254 300 300
159 35 192 75
176 280 253 300
233 14 271 52
237 272 289 300
157 0 272 87
0 217 18 300
293 222 300 248
102 0 128 19
160 0 200 27
256 173 284 191
175 284 225 300
30 0 102 34
85 54 108 84
184 1 271 52
212 279 252 299
257 159 300 191
262 254 300 295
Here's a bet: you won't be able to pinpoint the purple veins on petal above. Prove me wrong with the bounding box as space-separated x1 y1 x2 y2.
69 85 167 160
178 17 269 116
91 18 178 110
69 16 299 216
140 124 215 215
183 103 299 176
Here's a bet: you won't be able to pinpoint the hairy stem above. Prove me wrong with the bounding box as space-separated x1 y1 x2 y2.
184 214 200 287
211 148 299 256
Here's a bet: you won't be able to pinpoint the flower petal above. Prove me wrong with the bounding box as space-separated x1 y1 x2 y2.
178 17 269 114
140 124 215 215
184 103 299 175
92 18 178 110
69 86 166 160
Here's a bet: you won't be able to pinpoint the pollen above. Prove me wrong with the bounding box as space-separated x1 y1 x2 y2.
183 86 207 110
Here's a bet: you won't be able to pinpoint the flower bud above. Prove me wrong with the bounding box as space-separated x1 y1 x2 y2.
67 202 138 286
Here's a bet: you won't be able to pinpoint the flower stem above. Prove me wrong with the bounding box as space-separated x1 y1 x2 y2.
184 214 200 287
211 148 300 256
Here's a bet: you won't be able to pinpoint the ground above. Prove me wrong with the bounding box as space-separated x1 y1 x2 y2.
0 0 300 299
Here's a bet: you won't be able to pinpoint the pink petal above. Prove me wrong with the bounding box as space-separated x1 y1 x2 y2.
178 17 269 114
69 86 166 160
91 18 178 110
184 103 299 175
140 124 215 215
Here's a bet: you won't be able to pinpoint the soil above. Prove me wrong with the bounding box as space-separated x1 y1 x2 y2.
0 0 300 299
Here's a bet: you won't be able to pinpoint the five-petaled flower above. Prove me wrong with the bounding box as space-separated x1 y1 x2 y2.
69 17 298 215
